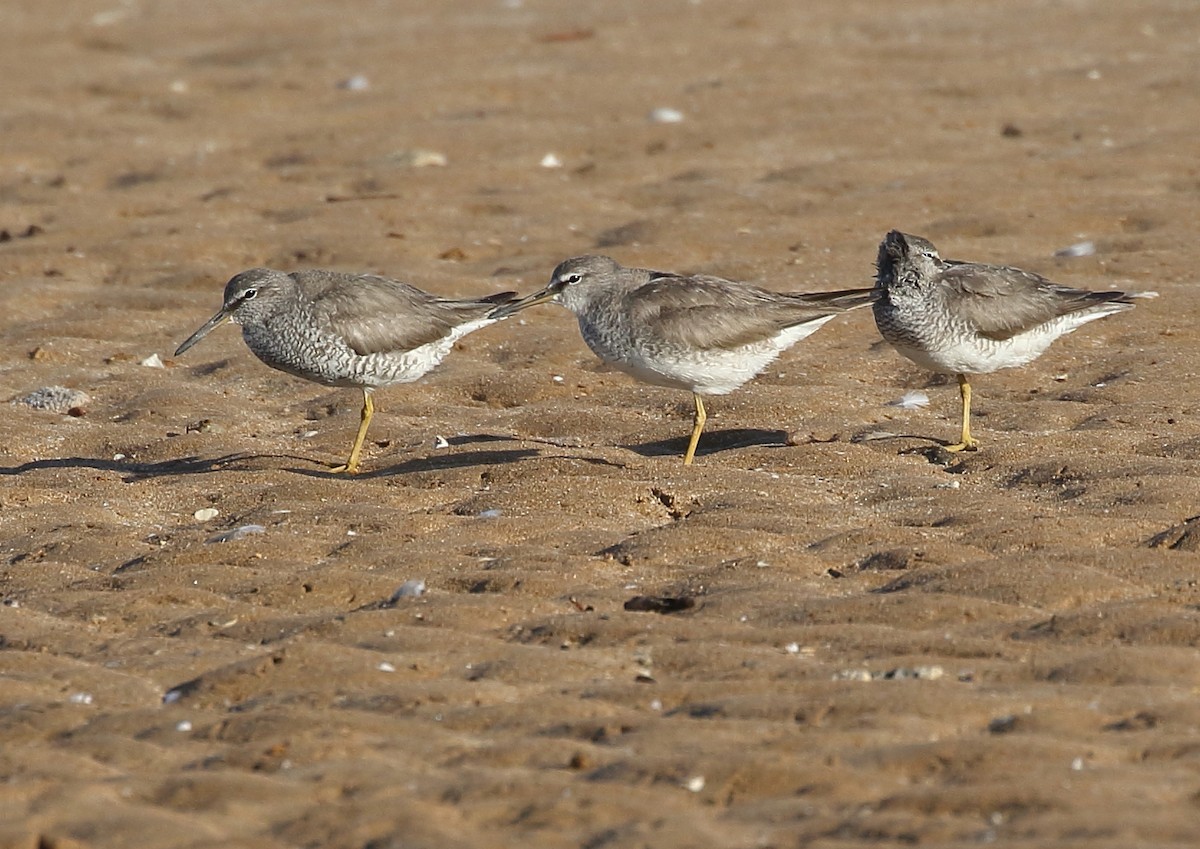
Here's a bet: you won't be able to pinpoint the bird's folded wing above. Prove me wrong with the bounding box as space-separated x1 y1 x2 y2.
304 273 460 355
630 275 862 350
941 262 1124 342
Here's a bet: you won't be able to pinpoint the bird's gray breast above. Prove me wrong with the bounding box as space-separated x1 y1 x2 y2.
873 284 951 350
576 297 647 367
240 308 358 387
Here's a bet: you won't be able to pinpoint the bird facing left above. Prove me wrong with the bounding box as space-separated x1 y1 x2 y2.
175 268 516 473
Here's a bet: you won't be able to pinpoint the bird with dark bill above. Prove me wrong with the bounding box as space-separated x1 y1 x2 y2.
490 255 875 464
175 268 515 473
872 230 1143 451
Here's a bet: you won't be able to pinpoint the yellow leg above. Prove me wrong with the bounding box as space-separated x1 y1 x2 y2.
683 393 706 466
945 374 979 452
330 389 374 474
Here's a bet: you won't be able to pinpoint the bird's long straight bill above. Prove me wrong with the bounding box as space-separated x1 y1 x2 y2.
488 288 557 320
175 310 231 356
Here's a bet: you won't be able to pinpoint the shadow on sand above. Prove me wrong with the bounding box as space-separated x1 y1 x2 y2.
623 427 791 460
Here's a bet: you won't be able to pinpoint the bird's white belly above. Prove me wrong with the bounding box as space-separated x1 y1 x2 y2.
354 317 495 388
609 315 837 396
894 313 1104 375
615 350 764 395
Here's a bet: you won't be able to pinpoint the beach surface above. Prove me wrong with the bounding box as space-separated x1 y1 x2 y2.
3 1 1200 846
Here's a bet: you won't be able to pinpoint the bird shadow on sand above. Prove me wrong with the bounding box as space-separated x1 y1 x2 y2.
284 434 633 482
0 452 312 482
624 427 791 460
4 447 541 482
287 445 542 478
342 432 632 475
439 433 633 470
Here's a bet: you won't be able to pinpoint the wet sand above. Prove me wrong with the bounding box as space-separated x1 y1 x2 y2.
3 1 1200 846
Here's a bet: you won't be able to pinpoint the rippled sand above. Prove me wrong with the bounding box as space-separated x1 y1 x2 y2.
3 1 1199 846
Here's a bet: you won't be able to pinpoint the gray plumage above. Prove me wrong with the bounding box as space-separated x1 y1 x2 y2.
491 254 874 463
872 230 1141 450
175 267 515 472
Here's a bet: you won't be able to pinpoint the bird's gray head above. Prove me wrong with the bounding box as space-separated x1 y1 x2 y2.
544 255 621 304
488 255 621 320
875 231 942 291
218 268 296 324
175 268 296 356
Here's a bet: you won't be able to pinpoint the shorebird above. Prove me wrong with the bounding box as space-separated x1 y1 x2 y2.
872 230 1141 451
490 255 874 464
175 268 515 473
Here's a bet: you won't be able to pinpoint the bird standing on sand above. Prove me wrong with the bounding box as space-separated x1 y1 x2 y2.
872 230 1142 451
175 268 515 473
490 255 875 464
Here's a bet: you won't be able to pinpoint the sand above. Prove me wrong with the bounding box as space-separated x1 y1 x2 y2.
3 0 1200 846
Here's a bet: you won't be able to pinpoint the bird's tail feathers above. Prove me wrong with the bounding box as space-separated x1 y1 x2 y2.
786 287 878 310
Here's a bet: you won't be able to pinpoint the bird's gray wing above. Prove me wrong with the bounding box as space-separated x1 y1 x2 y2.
295 271 507 355
941 261 1131 341
628 274 871 351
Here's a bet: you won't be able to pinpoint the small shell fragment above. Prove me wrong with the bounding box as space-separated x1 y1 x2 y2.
194 508 219 522
540 152 563 169
140 353 165 368
1054 240 1096 257
394 149 447 168
206 524 265 543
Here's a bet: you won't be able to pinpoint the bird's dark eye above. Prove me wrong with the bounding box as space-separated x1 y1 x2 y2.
550 272 582 292
242 288 258 300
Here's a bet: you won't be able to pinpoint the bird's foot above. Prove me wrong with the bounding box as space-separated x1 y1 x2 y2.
944 440 979 453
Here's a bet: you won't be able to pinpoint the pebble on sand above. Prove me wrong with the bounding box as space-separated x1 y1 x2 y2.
337 74 370 91
389 579 426 602
649 107 685 123
12 386 91 416
835 665 945 681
